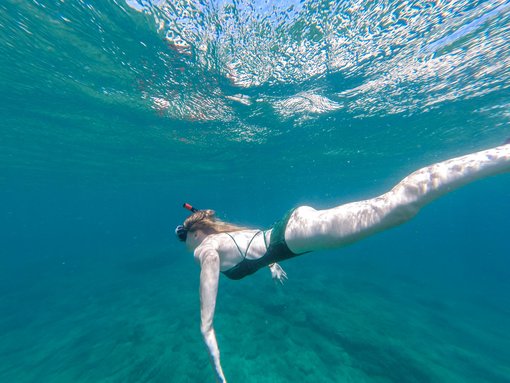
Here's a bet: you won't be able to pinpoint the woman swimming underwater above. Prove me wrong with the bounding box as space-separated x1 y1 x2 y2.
175 143 510 383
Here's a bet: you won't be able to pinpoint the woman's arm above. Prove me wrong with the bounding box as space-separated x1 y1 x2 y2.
198 248 227 383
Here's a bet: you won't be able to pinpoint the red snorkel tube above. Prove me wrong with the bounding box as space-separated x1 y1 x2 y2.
183 202 198 213
175 203 199 242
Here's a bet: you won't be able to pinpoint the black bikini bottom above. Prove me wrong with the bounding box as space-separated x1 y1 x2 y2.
222 209 303 280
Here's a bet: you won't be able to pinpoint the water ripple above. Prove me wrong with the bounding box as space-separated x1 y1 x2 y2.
125 0 510 121
2 0 510 132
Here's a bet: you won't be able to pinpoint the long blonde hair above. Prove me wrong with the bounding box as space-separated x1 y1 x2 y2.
183 209 248 235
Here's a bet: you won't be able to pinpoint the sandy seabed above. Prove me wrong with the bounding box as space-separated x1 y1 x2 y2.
1 244 509 383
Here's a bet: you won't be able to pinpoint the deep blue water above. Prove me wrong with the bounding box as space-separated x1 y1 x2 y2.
1 1 510 382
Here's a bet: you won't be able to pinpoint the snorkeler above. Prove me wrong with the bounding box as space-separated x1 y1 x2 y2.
175 143 510 383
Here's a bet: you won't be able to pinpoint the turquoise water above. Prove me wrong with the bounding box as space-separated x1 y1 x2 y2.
1 0 510 382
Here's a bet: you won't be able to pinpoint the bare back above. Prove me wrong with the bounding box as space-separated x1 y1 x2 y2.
194 229 272 272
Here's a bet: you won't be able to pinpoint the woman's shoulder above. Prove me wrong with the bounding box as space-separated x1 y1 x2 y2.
219 228 261 235
206 229 259 243
203 229 262 247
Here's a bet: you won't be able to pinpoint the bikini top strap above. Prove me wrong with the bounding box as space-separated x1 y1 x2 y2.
244 231 261 258
262 230 268 249
226 233 244 259
226 231 264 260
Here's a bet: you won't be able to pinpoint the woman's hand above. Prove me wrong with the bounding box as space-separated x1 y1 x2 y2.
269 263 288 285
202 328 227 383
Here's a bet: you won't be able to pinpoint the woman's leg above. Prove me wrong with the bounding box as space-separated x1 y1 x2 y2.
285 144 510 254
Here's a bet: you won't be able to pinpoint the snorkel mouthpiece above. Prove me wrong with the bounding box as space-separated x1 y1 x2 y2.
175 202 199 242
